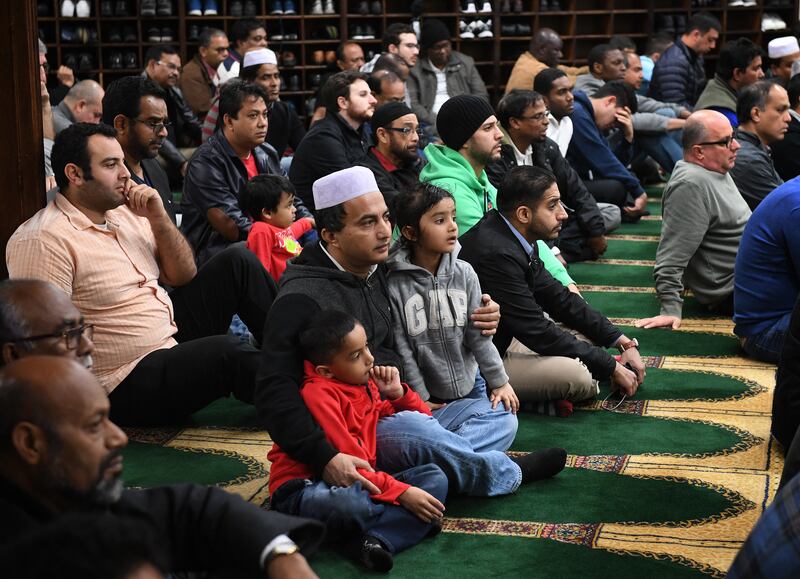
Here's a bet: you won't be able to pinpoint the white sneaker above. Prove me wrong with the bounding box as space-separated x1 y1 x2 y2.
324 0 335 13
75 0 90 16
479 1 491 11
728 0 744 6
741 0 756 5
61 0 75 17
459 19 475 38
477 18 493 37
462 1 477 13
311 0 322 13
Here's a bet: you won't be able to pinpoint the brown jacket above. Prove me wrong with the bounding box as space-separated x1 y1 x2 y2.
504 51 587 94
180 54 216 118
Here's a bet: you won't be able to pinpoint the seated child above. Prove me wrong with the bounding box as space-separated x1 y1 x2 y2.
240 174 315 281
267 310 448 573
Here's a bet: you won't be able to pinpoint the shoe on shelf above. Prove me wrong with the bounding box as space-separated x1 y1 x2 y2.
728 0 744 5
476 18 493 37
100 0 113 14
107 26 122 42
285 27 299 39
326 24 339 38
63 53 77 69
312 50 324 64
459 19 474 38
61 0 75 17
124 50 137 69
244 0 258 14
114 0 129 15
161 26 174 41
288 74 300 91
147 27 161 42
187 0 202 14
363 24 376 38
123 25 137 42
270 0 283 13
512 0 522 11
310 72 322 86
284 0 297 13
281 50 297 66
188 24 200 40
140 0 156 14
462 0 477 12
539 0 548 9
655 13 675 35
500 0 510 11
107 51 123 69
549 0 560 9
324 0 335 13
310 0 323 12
75 0 90 16
38 1 51 16
479 1 491 12
351 24 365 39
157 0 173 14
371 0 381 13
78 52 93 72
500 22 515 35
325 49 336 63
357 0 368 14
229 0 243 14
203 0 219 15
517 21 530 35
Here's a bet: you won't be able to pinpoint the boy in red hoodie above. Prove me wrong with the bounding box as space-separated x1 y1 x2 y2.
240 175 315 281
267 310 448 572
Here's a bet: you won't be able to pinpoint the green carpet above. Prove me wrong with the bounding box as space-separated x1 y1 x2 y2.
569 263 654 287
603 239 660 261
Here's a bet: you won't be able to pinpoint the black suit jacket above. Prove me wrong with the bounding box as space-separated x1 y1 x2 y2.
771 115 800 183
139 157 177 224
458 209 621 378
0 476 324 577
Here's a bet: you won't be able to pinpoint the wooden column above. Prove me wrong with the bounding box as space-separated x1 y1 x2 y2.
0 0 46 279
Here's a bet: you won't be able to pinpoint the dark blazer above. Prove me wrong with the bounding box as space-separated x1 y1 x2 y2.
771 115 800 182
139 157 177 224
0 476 324 577
458 209 622 378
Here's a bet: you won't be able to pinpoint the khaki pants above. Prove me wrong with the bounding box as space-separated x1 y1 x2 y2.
503 337 599 403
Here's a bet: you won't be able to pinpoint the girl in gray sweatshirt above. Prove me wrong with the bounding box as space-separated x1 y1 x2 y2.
386 183 519 413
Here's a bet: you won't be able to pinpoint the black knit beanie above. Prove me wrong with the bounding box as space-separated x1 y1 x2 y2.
372 102 414 129
436 95 495 151
421 18 451 50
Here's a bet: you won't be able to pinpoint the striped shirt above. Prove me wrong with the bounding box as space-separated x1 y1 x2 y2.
6 193 178 392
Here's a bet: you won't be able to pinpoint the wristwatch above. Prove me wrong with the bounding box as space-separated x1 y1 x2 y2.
618 337 639 353
265 540 300 565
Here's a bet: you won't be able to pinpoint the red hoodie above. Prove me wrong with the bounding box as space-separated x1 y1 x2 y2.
267 361 432 504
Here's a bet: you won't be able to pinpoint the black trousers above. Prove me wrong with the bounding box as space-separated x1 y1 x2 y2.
109 244 277 426
583 178 629 208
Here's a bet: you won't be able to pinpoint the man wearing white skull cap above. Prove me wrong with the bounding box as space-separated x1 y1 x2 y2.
769 36 800 84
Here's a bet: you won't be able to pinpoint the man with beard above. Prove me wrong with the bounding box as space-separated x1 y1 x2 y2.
102 75 177 223
486 89 613 263
0 279 94 370
290 70 377 212
358 102 423 217
505 28 587 94
0 356 324 578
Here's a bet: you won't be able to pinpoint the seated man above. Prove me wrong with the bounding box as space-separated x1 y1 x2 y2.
771 74 800 181
695 38 765 128
218 17 268 82
407 18 488 135
0 356 324 577
7 123 276 426
361 22 420 74
290 70 375 211
730 80 790 211
52 79 104 135
486 89 614 263
179 28 229 120
505 28 587 94
256 166 561 499
734 178 800 363
639 33 673 96
536 67 575 157
419 94 576 286
567 81 648 220
768 36 800 86
309 42 367 124
182 80 288 265
359 102 422 216
102 75 177 222
636 110 751 330
459 166 644 403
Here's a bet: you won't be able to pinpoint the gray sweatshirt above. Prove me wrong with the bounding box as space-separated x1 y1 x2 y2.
385 242 509 402
654 160 751 317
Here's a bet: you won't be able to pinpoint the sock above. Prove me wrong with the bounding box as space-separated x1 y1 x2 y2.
511 447 567 484
525 399 574 418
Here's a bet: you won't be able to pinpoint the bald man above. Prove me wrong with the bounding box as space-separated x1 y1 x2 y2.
504 28 588 94
0 279 94 369
0 356 323 578
636 110 751 330
52 79 105 135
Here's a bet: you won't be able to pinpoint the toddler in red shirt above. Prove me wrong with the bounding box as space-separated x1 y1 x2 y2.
240 174 314 281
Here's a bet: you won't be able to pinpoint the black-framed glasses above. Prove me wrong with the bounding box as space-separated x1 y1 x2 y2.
133 118 173 133
14 324 94 351
697 136 736 149
212 46 230 53
385 127 424 137
519 110 550 121
157 60 182 73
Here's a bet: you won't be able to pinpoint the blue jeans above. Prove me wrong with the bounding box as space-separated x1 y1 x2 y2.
742 312 793 364
272 464 448 554
635 108 683 173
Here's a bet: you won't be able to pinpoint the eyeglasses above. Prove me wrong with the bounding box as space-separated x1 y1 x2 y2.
518 110 550 121
157 60 182 73
401 42 420 50
133 118 173 133
14 324 94 351
212 46 230 53
697 136 736 149
385 127 424 136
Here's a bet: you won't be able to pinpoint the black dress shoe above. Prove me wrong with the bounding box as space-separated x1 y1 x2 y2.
114 0 129 15
188 24 200 41
310 73 322 88
38 1 51 16
244 0 258 15
124 50 137 68
229 0 243 15
123 25 137 42
64 53 78 70
107 51 123 69
78 52 94 72
107 25 122 42
288 74 300 91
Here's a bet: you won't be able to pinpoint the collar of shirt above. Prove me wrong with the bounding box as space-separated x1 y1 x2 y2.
55 192 119 231
320 242 379 279
509 140 533 166
371 147 398 172
499 212 534 259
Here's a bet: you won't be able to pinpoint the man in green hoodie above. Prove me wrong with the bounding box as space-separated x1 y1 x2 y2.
420 94 576 289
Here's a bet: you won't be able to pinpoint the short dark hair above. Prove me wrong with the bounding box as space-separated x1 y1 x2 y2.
102 75 167 125
0 281 30 363
496 89 544 130
609 35 636 52
645 32 673 56
230 18 265 48
594 80 638 113
240 62 271 83
497 165 557 216
533 67 567 95
321 70 368 111
737 80 777 124
51 123 118 191
587 43 614 73
382 23 415 52
373 53 406 77
686 12 721 35
315 204 348 236
717 38 763 82
218 79 268 120
336 41 361 63
239 174 295 220
395 182 454 247
144 44 177 66
2 513 167 578
368 70 401 95
198 27 226 48
682 118 708 150
787 74 800 109
299 310 360 366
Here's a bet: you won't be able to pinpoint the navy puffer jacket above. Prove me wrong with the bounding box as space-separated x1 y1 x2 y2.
647 39 707 109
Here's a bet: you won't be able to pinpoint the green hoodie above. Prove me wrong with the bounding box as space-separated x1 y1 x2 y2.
420 143 574 286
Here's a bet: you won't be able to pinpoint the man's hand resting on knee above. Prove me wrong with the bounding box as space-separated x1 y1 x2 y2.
323 453 381 494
